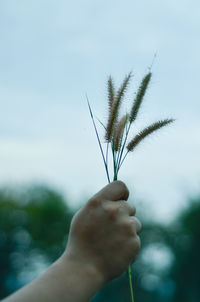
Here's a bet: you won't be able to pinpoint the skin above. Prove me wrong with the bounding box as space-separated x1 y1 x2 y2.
3 181 142 302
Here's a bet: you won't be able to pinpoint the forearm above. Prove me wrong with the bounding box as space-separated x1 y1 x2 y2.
3 255 104 302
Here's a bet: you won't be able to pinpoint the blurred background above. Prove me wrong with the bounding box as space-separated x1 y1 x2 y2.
0 0 200 301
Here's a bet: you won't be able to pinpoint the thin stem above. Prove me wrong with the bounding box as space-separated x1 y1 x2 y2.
116 149 121 166
106 142 109 167
95 115 106 130
119 150 129 170
113 174 134 302
128 265 135 302
111 141 118 181
115 118 127 167
87 97 111 183
116 122 131 172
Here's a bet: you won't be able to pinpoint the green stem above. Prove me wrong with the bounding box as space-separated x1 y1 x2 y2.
113 174 134 302
128 265 135 302
111 141 118 181
106 142 109 167
116 122 131 171
118 150 129 170
87 97 111 183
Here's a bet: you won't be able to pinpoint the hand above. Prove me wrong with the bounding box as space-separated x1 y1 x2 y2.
3 181 142 302
64 181 142 283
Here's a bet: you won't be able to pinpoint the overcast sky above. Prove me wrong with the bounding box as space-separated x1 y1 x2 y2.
0 0 200 221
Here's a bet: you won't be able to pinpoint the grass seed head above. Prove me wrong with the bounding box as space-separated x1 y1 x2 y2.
105 72 132 142
113 114 129 151
107 76 115 114
129 72 152 124
127 119 175 151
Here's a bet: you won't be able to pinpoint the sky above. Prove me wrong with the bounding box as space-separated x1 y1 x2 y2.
0 0 200 222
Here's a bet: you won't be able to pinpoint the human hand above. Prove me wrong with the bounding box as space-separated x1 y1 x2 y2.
3 181 142 302
64 181 141 284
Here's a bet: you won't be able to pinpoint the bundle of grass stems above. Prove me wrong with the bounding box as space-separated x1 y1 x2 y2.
87 71 174 302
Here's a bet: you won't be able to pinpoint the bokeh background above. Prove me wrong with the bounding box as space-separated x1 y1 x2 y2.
0 1 200 301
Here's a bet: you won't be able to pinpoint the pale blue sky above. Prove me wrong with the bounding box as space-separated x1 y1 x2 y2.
0 0 200 221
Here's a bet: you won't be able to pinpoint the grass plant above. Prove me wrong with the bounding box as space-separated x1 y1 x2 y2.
87 71 174 302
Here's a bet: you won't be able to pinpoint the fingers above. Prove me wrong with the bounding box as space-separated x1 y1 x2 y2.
129 216 142 234
114 202 141 233
88 181 142 235
115 200 136 216
101 200 135 221
91 181 129 203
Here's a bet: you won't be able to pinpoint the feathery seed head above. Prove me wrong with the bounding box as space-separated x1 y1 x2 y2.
113 114 129 151
129 72 152 124
105 72 132 142
107 76 115 114
127 118 175 151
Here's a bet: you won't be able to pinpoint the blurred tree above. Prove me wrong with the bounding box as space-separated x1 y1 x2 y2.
170 198 200 302
0 185 74 299
1 186 200 302
134 197 200 302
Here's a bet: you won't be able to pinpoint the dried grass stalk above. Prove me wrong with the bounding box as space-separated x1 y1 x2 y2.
107 76 115 114
129 72 152 124
127 119 174 151
114 114 129 151
105 73 132 142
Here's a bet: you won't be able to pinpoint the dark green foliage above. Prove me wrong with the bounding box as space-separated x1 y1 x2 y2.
1 184 200 302
170 200 200 302
0 185 74 299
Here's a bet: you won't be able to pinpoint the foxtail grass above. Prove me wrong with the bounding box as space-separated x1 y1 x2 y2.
87 71 174 302
105 72 132 142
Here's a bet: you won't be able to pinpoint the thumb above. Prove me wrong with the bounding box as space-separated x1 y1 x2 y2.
93 181 129 202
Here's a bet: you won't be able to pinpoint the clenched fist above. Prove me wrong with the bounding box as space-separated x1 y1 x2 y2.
64 181 142 283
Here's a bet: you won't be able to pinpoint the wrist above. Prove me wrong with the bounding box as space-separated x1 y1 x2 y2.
56 252 105 300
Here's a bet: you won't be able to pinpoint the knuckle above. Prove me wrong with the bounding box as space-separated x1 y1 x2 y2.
88 196 101 208
106 205 119 219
